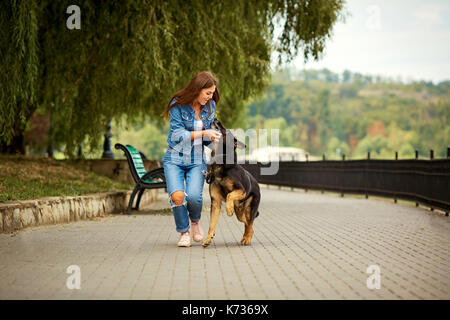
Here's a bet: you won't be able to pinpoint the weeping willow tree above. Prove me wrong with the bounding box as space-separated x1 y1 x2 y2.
0 0 346 157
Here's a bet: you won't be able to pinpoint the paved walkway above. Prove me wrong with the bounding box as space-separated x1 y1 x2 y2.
0 185 449 299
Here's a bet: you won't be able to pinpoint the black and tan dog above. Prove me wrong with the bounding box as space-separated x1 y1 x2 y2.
202 119 261 247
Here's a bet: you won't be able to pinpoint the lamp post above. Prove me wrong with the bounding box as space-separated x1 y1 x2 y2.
102 118 114 159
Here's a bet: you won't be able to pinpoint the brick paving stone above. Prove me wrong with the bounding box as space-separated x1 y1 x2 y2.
0 185 449 300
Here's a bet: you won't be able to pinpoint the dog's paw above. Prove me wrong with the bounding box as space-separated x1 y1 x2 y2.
202 238 211 247
240 237 252 245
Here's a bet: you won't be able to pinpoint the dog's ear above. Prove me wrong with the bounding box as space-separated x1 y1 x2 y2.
213 118 226 131
234 138 246 149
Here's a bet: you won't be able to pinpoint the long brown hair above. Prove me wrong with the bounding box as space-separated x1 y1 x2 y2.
161 71 220 120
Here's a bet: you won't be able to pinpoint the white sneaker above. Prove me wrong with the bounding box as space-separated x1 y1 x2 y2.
177 231 191 247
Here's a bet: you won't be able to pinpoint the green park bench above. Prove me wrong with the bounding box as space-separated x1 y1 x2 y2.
114 143 166 214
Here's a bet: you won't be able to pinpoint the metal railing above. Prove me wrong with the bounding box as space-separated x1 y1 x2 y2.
241 148 450 215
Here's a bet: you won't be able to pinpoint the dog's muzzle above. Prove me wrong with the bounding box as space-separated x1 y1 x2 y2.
203 169 214 184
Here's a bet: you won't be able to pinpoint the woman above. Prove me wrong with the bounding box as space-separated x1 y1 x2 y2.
162 71 222 247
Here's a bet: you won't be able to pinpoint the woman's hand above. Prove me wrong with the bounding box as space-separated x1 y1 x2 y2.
203 129 222 142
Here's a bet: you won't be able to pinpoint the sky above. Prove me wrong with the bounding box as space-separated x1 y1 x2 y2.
272 0 450 84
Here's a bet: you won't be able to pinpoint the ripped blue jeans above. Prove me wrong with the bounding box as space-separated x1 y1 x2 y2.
163 155 207 233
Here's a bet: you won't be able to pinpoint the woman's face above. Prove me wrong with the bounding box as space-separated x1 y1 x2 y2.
196 85 216 106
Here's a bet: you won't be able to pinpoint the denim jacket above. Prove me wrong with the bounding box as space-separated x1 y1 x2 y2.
165 98 216 163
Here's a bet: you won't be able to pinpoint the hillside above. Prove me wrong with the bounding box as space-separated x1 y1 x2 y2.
244 69 450 159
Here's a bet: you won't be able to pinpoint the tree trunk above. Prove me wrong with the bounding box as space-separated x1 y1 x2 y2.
0 106 37 155
0 131 25 155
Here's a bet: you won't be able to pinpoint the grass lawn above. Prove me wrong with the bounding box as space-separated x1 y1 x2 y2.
0 155 134 203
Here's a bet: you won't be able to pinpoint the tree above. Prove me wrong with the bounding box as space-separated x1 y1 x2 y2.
1 0 346 157
338 84 359 99
0 1 39 154
353 135 388 158
321 68 339 83
326 136 349 159
263 117 297 147
111 119 168 160
342 69 351 83
316 88 330 148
